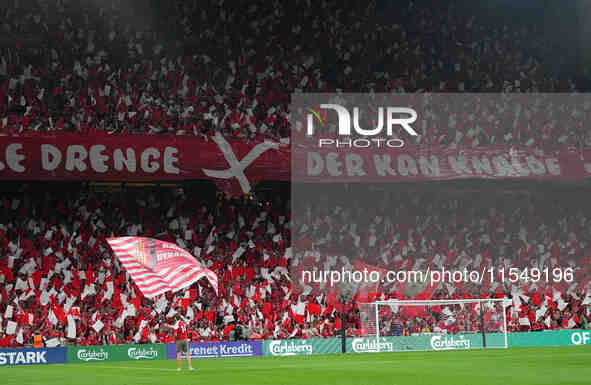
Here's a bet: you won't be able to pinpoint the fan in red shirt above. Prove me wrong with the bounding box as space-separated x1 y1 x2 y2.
166 314 194 372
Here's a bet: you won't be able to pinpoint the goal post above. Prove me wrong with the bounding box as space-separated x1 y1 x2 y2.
355 299 509 353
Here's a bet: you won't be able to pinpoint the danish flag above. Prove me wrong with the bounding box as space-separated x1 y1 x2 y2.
106 237 218 298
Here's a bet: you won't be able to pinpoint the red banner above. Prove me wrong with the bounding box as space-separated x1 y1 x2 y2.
0 133 289 195
294 145 591 182
1 134 591 194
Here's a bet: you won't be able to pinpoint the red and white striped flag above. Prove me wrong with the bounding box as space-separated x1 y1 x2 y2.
106 237 218 298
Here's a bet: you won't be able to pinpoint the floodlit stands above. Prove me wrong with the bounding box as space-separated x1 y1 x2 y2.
0 1 590 147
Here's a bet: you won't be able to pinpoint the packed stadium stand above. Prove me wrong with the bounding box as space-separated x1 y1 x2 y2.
1 0 591 349
0 181 590 347
1 0 591 146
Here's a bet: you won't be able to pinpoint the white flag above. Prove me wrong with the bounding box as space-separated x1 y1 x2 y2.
535 305 547 321
103 281 114 301
48 310 58 325
519 317 531 326
16 328 23 344
67 315 77 339
4 305 13 319
205 226 216 245
64 297 76 313
232 247 245 263
81 284 96 300
6 320 17 335
92 320 104 333
155 295 168 314
193 247 202 258
133 320 148 342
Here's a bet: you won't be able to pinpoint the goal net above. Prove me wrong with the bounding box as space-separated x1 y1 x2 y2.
355 299 508 353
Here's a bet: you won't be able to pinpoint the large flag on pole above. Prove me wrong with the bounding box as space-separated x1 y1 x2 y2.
106 237 218 298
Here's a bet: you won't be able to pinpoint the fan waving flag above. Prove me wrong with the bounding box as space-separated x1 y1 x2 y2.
107 237 218 298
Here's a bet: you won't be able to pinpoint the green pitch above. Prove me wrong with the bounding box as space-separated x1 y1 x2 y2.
4 346 591 385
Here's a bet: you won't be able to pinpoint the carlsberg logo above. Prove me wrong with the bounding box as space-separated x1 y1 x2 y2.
128 347 158 360
77 349 109 361
351 338 394 353
430 335 471 350
269 340 313 356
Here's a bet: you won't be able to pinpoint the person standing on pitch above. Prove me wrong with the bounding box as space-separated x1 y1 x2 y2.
166 314 194 371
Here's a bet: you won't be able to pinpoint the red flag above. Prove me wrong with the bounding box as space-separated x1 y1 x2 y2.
106 237 218 298
181 298 190 311
223 324 235 336
307 303 321 316
131 296 141 310
263 302 272 317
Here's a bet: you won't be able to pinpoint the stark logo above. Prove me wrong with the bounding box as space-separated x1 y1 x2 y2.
135 238 157 270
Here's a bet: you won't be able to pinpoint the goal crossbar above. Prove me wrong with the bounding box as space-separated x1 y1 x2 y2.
372 298 507 306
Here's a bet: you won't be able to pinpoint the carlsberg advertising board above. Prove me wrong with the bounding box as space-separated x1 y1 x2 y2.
429 334 472 350
126 346 161 360
72 347 110 362
350 337 396 353
348 334 506 353
263 338 340 356
67 344 166 363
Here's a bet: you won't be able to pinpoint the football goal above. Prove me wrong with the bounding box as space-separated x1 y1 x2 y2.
355 299 508 353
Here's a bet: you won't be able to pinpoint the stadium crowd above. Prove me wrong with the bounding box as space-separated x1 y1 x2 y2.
0 185 590 347
1 0 591 147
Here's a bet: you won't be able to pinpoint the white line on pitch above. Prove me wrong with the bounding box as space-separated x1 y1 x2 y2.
66 364 178 372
